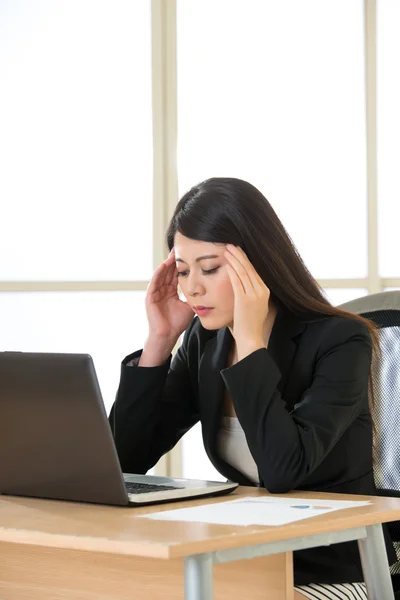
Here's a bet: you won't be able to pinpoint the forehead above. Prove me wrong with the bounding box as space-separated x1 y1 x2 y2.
174 233 224 259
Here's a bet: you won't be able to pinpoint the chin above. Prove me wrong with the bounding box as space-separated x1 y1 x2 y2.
199 315 231 331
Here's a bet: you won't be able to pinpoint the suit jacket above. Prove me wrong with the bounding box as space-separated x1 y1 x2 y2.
109 309 396 585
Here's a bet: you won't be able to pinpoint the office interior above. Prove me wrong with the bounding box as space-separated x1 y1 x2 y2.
0 0 399 485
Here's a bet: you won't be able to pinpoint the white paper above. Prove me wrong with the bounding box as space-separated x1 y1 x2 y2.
140 496 371 527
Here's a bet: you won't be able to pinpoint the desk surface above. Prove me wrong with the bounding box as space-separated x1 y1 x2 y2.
1 488 400 559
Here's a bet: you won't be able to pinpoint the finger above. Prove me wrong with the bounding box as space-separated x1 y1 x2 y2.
147 249 177 294
164 248 175 266
147 262 168 296
225 249 255 295
165 259 178 286
226 245 265 291
226 263 245 295
158 249 176 286
226 245 258 278
167 269 179 291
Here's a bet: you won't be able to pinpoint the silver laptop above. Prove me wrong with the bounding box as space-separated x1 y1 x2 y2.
0 351 238 506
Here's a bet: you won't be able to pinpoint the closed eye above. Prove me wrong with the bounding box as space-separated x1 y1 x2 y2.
202 267 219 275
177 267 220 277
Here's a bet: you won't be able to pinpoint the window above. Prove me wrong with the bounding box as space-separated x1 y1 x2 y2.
177 0 367 280
0 2 153 435
0 0 153 281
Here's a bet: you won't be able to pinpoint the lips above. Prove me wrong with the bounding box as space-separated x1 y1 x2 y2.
193 306 214 316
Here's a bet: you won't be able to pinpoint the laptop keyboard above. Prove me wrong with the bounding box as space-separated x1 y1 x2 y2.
125 481 184 495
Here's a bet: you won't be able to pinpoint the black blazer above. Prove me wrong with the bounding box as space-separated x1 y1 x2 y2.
109 310 395 585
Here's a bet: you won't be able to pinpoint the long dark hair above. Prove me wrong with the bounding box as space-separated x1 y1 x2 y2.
166 177 379 416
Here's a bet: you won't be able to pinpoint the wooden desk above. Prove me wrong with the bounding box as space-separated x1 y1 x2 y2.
0 487 399 600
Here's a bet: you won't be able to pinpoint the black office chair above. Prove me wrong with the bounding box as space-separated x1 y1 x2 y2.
340 290 400 591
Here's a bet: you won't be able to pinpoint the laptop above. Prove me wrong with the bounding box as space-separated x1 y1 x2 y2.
0 351 238 506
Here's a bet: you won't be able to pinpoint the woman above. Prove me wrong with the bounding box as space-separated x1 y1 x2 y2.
109 177 395 599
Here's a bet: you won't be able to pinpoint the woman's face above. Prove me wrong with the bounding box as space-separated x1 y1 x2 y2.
174 232 235 330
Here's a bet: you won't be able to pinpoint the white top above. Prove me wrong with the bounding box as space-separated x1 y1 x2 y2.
217 416 260 484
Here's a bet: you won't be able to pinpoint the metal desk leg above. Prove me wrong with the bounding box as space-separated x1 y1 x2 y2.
358 523 395 600
184 553 213 600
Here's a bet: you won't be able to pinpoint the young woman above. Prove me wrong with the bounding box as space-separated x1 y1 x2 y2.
109 177 395 599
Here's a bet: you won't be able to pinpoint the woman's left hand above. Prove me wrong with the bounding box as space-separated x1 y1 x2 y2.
225 244 270 361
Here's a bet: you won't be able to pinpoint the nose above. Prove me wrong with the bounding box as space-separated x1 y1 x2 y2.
185 272 206 298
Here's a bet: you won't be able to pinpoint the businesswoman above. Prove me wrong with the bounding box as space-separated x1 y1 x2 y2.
109 177 395 599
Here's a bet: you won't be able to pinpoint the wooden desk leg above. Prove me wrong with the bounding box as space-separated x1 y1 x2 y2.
0 542 293 600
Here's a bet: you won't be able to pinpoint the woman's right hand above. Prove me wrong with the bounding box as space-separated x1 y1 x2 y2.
139 249 194 366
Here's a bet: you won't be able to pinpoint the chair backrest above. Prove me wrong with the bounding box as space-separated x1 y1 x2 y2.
339 290 400 573
339 291 400 492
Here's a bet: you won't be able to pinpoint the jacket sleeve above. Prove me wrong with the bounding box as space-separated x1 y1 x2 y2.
108 322 199 473
220 318 372 493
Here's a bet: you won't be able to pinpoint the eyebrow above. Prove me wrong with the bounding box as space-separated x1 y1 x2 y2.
175 254 219 263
